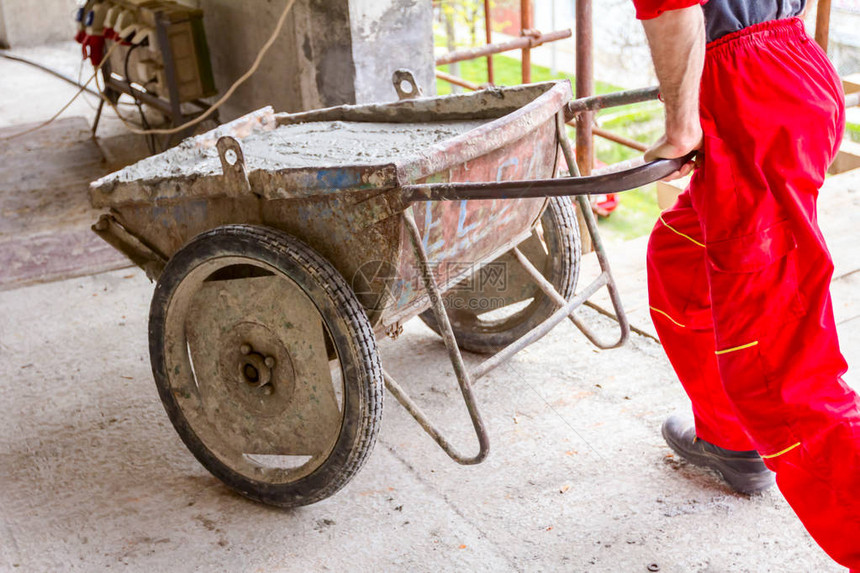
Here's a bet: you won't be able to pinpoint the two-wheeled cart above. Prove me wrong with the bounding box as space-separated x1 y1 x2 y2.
90 72 683 507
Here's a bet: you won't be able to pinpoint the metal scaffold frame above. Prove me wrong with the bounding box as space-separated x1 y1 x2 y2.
432 0 843 178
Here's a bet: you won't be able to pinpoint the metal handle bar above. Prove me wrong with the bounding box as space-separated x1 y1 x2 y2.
400 153 695 203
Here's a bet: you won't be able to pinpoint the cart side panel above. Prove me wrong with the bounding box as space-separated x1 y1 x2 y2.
111 192 403 327
382 118 558 327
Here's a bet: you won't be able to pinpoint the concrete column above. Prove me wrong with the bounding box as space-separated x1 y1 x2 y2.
348 0 435 104
0 4 6 47
188 0 434 119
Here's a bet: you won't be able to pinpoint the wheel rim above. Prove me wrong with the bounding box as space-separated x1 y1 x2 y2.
162 256 345 484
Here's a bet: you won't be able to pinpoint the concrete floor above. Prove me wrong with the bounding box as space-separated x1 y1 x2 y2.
1 44 858 573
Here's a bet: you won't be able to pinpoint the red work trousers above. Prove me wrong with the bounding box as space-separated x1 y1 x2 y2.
646 19 860 569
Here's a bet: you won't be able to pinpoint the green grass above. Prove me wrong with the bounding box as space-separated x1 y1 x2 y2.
595 185 662 240
847 122 860 143
436 54 621 95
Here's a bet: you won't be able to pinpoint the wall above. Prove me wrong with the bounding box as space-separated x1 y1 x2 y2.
299 0 358 108
830 5 860 75
179 0 308 120
0 0 78 48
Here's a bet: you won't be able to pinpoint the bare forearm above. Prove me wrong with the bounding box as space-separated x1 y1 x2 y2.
642 6 706 152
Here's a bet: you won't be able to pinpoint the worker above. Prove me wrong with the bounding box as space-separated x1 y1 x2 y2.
632 0 860 569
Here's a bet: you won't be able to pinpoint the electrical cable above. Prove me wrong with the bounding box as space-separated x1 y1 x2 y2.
78 57 104 113
0 50 102 98
0 43 120 141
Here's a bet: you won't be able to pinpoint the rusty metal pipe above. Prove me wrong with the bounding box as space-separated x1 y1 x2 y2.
435 29 572 66
591 126 649 152
484 0 494 84
521 0 533 83
565 87 660 118
399 154 692 202
815 0 832 52
434 69 481 92
575 0 594 174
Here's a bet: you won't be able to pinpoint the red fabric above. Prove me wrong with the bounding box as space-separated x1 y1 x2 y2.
82 35 105 66
647 18 860 568
633 0 705 20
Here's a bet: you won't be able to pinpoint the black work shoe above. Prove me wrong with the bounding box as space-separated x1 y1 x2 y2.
661 415 776 495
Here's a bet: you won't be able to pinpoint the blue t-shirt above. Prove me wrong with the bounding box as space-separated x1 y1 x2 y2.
704 0 806 42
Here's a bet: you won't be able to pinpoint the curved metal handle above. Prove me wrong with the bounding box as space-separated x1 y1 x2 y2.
400 153 696 202
585 152 696 192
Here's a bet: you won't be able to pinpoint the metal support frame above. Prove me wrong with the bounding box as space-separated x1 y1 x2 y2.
384 208 490 465
435 29 572 67
434 0 572 91
556 111 630 349
384 111 630 464
483 0 494 84
520 0 533 83
574 0 594 175
815 0 832 52
93 11 217 147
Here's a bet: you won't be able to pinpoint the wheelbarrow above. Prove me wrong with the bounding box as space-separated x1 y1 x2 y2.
89 71 685 508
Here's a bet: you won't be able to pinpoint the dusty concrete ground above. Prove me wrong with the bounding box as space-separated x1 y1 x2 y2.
1 229 856 572
1 43 858 573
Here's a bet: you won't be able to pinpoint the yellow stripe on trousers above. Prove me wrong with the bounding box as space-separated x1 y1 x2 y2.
715 341 759 355
659 215 706 248
649 306 686 328
761 442 801 459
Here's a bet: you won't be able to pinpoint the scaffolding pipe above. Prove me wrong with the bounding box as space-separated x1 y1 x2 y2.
435 69 481 91
575 0 594 175
434 29 572 66
484 0 495 85
521 0 534 83
565 86 660 117
815 0 832 52
591 126 649 153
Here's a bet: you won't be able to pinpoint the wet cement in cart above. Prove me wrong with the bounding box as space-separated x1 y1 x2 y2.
101 120 490 184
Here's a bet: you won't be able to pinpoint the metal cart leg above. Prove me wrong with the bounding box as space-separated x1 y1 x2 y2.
554 111 630 349
383 209 490 465
387 207 612 463
383 113 635 464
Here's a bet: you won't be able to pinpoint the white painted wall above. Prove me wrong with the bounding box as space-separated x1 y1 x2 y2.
0 0 78 48
831 4 860 75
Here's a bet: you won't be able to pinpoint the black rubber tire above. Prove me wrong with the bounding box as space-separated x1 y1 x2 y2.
149 224 383 508
419 197 581 354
